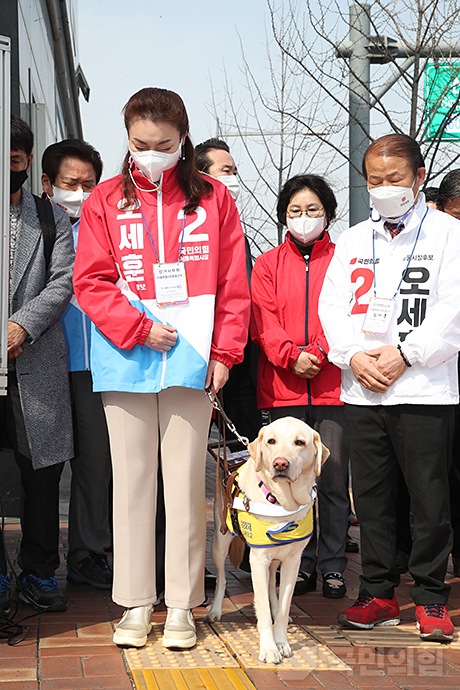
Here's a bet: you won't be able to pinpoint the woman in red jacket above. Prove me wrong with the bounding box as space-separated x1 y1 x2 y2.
251 174 349 598
73 88 249 649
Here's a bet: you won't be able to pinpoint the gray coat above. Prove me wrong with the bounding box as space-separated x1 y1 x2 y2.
9 189 74 469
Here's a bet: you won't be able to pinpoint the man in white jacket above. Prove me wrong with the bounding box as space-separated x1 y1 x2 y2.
319 133 460 642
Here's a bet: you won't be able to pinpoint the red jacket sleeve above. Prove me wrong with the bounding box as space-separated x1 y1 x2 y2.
210 190 251 369
250 254 302 370
73 189 153 349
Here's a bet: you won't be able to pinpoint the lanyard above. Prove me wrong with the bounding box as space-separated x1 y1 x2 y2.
371 207 428 298
139 197 187 264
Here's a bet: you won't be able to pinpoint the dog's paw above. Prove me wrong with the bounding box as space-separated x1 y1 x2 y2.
276 641 292 658
259 645 282 664
204 609 221 623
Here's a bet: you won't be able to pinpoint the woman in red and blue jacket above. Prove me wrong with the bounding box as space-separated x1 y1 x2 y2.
73 88 250 649
251 174 349 600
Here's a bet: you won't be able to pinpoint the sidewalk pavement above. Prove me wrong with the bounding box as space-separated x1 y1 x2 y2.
2 457 460 689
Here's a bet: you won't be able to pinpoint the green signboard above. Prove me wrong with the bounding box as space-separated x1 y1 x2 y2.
425 62 460 140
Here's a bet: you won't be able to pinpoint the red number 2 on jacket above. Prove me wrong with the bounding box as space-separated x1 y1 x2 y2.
351 268 374 315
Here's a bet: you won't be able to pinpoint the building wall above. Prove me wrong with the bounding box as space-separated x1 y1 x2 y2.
0 0 82 193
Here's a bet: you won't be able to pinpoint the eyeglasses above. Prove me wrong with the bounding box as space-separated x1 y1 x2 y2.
287 206 324 219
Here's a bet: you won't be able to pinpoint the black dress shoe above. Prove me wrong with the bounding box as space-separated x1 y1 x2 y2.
345 533 359 553
322 572 346 599
293 570 317 596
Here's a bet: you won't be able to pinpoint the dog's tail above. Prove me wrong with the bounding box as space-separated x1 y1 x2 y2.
228 536 246 569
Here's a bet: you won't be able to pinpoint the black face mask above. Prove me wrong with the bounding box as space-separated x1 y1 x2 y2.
10 168 29 194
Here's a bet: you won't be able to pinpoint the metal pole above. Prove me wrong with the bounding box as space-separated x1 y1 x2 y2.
0 36 10 395
370 56 416 107
349 2 370 227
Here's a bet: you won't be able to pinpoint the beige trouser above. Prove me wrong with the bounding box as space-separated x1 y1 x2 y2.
102 387 211 609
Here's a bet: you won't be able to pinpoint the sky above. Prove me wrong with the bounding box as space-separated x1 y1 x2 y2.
76 0 460 246
78 0 273 181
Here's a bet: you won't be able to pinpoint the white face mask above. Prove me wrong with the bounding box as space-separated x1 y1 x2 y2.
287 215 325 244
368 179 417 220
130 143 181 183
216 174 240 201
49 186 91 219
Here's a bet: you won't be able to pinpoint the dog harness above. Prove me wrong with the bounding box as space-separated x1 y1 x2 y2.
226 466 315 548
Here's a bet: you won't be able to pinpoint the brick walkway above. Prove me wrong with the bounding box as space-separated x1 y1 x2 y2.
2 458 460 689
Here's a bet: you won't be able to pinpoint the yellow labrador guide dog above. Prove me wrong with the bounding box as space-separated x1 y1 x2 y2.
206 417 329 664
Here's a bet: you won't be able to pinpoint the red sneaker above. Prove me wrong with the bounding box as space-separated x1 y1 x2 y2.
416 604 454 642
338 593 400 630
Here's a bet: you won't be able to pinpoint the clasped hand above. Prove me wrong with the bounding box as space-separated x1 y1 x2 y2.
292 351 321 379
144 322 178 352
350 345 407 393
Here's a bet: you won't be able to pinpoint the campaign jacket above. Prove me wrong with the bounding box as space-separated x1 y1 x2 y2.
251 232 342 409
60 219 92 371
319 193 460 406
73 166 250 393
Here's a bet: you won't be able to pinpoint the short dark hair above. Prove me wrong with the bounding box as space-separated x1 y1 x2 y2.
424 186 439 204
362 134 425 179
437 170 460 210
195 138 230 174
11 114 33 156
42 139 103 184
277 174 337 227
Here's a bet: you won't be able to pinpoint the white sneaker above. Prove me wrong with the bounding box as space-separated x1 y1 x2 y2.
113 605 153 647
162 608 196 649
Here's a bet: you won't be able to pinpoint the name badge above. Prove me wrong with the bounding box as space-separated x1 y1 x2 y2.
361 296 395 336
153 262 189 307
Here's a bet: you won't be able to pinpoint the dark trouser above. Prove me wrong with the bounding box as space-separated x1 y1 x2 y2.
0 373 63 578
345 403 454 605
222 343 262 448
67 371 112 568
449 403 460 558
395 465 412 555
269 405 349 576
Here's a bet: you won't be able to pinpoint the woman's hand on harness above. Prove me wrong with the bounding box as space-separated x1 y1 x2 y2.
145 322 178 352
292 351 321 379
205 360 229 393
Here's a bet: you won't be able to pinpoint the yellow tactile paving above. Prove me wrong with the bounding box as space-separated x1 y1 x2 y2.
318 624 460 648
210 620 351 670
301 624 353 646
131 668 257 690
125 621 238 671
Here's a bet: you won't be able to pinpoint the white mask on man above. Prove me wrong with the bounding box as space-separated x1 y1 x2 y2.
130 144 181 183
49 186 91 219
286 215 325 244
217 174 240 202
368 180 417 220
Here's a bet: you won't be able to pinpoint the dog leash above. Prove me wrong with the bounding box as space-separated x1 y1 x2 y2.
206 386 249 536
206 386 250 448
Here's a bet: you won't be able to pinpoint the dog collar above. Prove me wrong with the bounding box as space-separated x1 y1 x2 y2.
254 470 281 505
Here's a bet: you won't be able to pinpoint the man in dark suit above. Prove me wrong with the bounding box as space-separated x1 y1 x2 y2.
0 115 74 613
